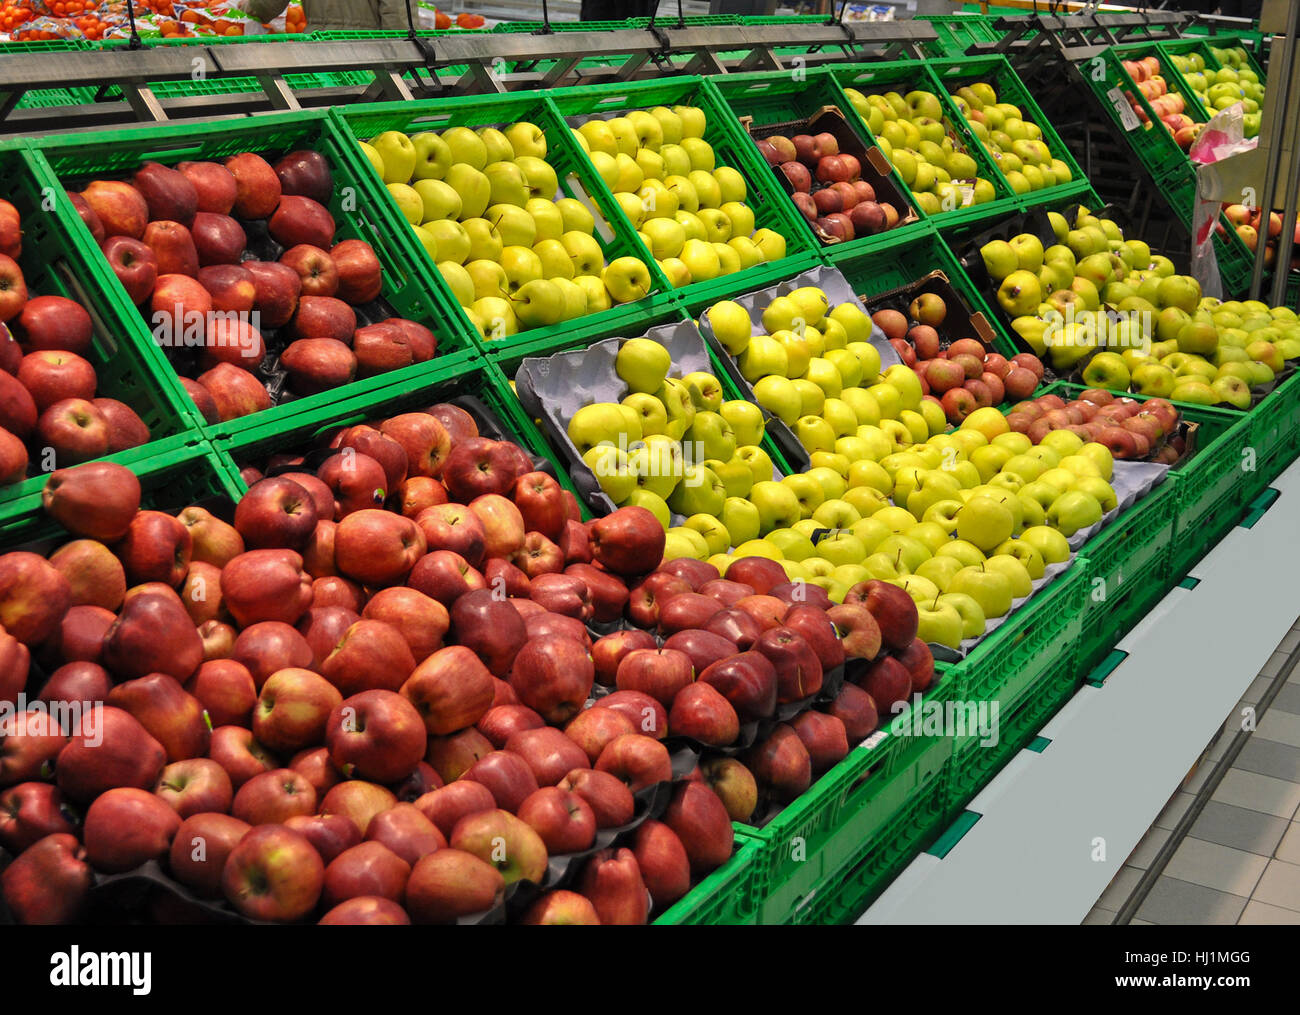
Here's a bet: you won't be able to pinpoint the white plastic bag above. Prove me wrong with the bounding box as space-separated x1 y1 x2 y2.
1189 103 1257 299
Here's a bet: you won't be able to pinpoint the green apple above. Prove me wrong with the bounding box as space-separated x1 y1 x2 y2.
739 335 788 383
603 257 653 304
839 387 883 429
622 489 670 530
947 565 1013 619
684 514 731 557
387 183 423 225
668 464 725 517
679 238 720 284
1073 476 1118 513
568 402 633 454
437 261 474 307
936 540 986 569
750 480 802 533
445 164 491 220
533 239 576 281
794 415 836 455
955 495 1015 552
843 487 889 521
708 459 754 500
765 528 816 562
984 554 1032 599
1046 489 1102 536
718 399 763 446
720 496 761 546
705 299 752 356
616 337 672 394
622 392 669 437
501 246 544 294
752 376 801 425
916 598 963 648
664 527 708 561
371 131 416 184
426 220 471 264
736 445 775 485
915 554 962 591
876 534 930 573
553 197 595 236
812 498 862 530
583 444 636 502
560 231 604 277
414 179 462 223
687 411 737 462
937 592 986 639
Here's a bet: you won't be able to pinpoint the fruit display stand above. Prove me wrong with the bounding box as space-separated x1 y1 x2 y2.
710 67 933 257
329 92 684 363
0 141 203 518
917 13 1006 60
548 77 822 306
25 110 481 443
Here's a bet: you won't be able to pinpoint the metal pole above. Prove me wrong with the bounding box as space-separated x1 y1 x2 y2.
1249 29 1296 300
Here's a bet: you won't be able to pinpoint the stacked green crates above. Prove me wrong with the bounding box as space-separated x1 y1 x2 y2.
918 13 1003 59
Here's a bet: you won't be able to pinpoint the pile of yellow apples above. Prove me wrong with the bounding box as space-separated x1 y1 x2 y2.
983 206 1300 408
572 106 787 289
947 82 1076 194
359 120 652 340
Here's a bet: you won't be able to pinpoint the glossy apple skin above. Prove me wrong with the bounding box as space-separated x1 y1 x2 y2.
222 825 326 922
508 634 595 724
578 847 648 925
1 832 93 924
405 848 505 924
82 787 184 874
169 813 251 897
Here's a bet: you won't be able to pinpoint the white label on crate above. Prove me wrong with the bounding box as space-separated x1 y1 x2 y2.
857 730 889 752
1107 87 1142 131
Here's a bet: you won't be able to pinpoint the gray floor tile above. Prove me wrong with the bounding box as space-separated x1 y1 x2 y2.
1155 791 1197 831
1281 631 1300 654
1238 900 1300 924
1255 709 1300 748
1190 801 1290 856
1212 768 1300 819
1208 735 1231 763
1251 860 1300 912
1224 707 1258 739
1261 652 1289 679
1131 918 1155 925
1126 826 1173 870
1096 865 1142 912
1240 675 1273 706
1272 682 1300 716
1164 837 1269 897
1275 822 1300 865
1235 737 1300 782
1083 907 1117 926
1135 876 1248 925
1183 759 1216 794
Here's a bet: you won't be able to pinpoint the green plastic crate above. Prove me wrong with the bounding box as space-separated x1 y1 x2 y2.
653 833 759 925
1155 160 1266 298
925 55 1090 212
710 67 931 257
15 87 97 109
946 634 1083 822
787 768 951 923
1166 404 1259 580
739 665 958 925
825 61 1022 231
29 109 479 442
827 230 1020 360
0 144 204 519
1076 43 1202 187
330 92 679 359
546 76 821 303
919 13 1004 59
0 435 236 552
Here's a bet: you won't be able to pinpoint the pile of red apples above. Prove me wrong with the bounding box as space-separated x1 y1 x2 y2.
0 200 154 487
0 398 934 926
1008 389 1184 462
872 296 1047 426
755 131 902 242
69 148 437 425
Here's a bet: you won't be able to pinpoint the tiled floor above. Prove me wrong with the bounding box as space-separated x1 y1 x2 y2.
1085 614 1300 925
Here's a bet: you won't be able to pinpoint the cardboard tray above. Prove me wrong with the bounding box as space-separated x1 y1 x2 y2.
740 105 920 245
513 318 784 525
858 268 1001 355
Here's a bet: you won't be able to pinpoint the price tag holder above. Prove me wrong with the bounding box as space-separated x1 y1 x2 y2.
1107 87 1141 131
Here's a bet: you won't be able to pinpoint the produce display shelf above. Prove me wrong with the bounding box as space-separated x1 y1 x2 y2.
825 229 1020 360
329 91 677 360
0 142 205 519
738 667 959 925
0 432 225 551
652 833 760 925
926 55 1090 214
1160 33 1268 83
28 109 482 445
825 60 1024 231
710 66 934 258
550 76 823 299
